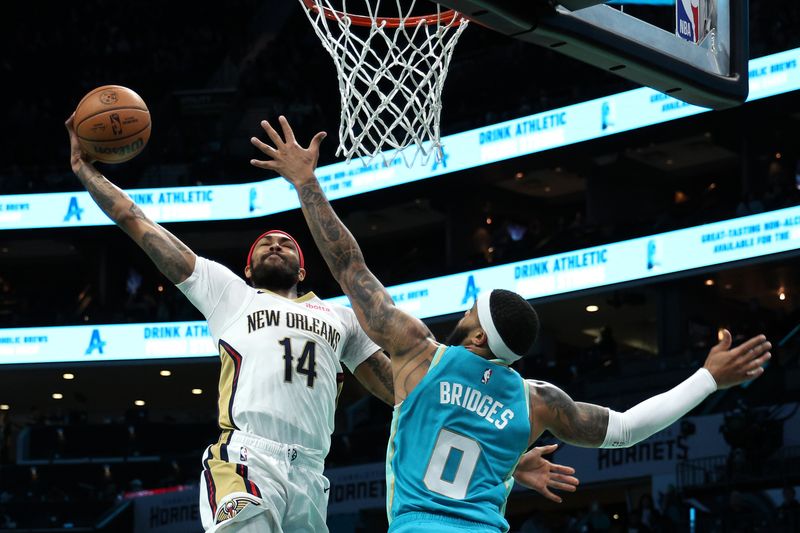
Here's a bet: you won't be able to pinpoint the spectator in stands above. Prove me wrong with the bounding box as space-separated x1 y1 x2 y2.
629 493 661 533
657 485 683 531
157 459 183 488
0 412 14 464
722 490 768 532
519 513 553 533
594 326 619 376
575 500 611 532
777 486 800 532
735 192 766 217
0 507 15 529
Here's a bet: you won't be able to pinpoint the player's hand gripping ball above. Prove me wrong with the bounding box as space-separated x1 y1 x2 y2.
73 85 151 163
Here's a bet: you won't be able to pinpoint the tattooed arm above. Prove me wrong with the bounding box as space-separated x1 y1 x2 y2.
249 117 436 366
66 115 196 284
528 381 609 447
527 331 770 448
353 350 395 406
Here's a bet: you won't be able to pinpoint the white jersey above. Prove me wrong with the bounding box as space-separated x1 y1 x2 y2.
177 257 379 457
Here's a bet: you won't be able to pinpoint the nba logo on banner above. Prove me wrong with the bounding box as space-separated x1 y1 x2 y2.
676 0 707 44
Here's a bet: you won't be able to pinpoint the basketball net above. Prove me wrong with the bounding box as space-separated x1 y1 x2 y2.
299 1 467 166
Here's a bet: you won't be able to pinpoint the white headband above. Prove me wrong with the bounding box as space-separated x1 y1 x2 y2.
476 291 523 364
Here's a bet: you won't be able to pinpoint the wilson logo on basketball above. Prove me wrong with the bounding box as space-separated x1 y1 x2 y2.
91 138 144 155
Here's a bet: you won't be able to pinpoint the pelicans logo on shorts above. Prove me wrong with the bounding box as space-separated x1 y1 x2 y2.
215 495 261 524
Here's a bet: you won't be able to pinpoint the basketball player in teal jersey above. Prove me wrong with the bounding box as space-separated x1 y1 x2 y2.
251 117 771 533
252 116 772 533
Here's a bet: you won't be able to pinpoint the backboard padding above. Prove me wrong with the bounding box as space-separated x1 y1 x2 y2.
435 0 748 109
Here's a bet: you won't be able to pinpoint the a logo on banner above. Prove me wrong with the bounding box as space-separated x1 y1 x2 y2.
646 239 660 271
64 196 85 222
85 329 107 355
462 275 480 305
431 147 449 171
249 187 258 213
601 101 615 131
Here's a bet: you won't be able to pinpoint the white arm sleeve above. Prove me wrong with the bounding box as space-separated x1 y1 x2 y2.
601 368 718 448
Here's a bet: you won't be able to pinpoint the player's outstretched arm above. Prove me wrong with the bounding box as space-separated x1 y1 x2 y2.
249 116 435 361
529 330 771 448
65 114 196 284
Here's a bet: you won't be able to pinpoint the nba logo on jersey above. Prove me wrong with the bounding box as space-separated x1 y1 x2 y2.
676 0 706 44
239 447 248 462
481 369 492 384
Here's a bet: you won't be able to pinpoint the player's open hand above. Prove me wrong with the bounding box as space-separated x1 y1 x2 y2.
513 444 579 503
703 329 771 389
250 116 327 187
65 113 96 174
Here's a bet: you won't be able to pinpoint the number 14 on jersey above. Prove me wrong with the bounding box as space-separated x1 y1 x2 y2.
278 337 317 387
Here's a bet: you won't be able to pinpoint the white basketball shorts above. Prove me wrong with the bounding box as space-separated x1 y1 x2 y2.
199 430 330 532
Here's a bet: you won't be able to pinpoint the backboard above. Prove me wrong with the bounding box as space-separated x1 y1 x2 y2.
434 0 748 109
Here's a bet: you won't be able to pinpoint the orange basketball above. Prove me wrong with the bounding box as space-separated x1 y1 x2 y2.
74 85 151 164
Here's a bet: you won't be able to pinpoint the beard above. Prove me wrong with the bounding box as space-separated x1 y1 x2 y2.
445 323 470 346
249 257 300 292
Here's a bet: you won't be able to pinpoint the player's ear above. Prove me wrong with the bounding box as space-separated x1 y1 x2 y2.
473 328 489 348
244 265 252 281
297 268 306 282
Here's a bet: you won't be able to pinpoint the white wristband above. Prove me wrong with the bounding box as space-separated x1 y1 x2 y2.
601 368 717 448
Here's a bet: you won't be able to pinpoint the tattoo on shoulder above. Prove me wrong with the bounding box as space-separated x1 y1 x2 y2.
401 358 430 392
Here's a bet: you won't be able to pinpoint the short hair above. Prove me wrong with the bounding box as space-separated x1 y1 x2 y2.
489 289 540 358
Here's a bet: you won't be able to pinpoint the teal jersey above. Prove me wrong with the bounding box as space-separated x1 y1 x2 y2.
386 345 531 532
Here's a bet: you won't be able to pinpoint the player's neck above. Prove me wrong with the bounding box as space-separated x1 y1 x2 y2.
464 345 493 360
257 285 300 299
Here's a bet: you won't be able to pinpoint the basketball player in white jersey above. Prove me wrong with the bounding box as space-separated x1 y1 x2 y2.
64 115 388 531
65 115 576 532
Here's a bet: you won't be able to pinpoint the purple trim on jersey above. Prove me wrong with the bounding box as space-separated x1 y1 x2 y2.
220 431 232 462
237 464 262 498
219 339 243 431
203 448 217 515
